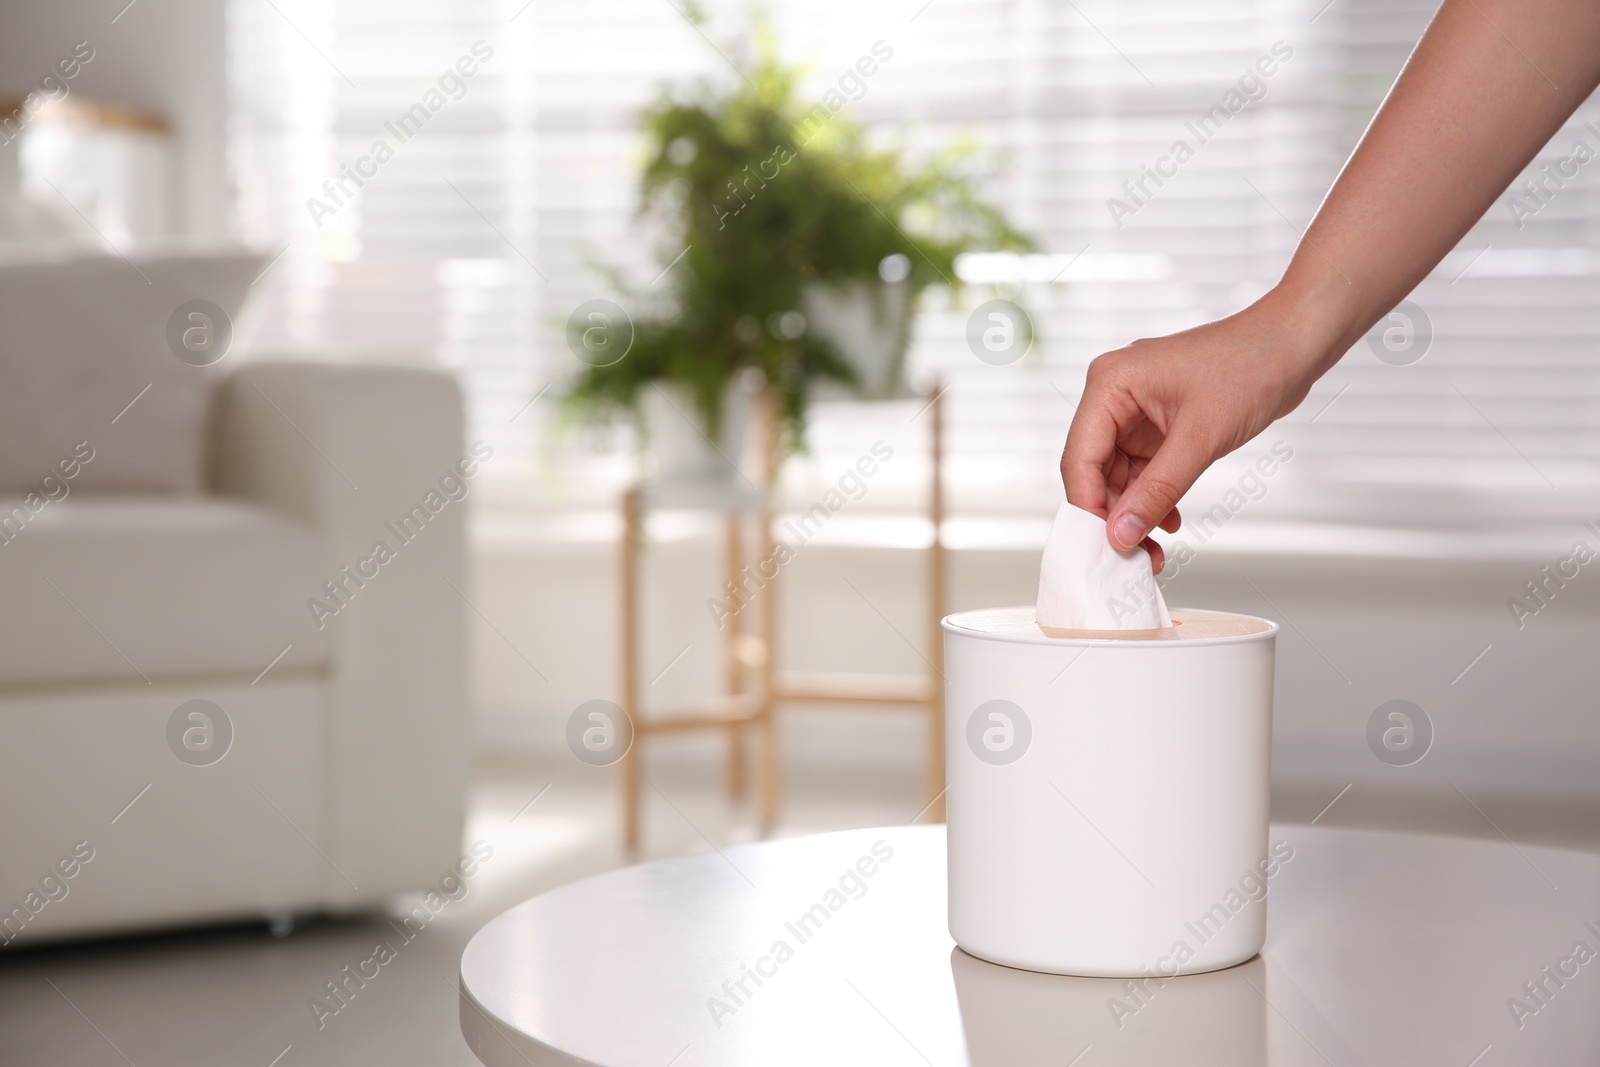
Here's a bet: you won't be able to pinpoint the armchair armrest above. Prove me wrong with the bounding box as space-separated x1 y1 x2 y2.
212 360 469 903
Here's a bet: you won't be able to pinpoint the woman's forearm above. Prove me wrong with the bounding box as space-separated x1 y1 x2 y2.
1271 0 1600 389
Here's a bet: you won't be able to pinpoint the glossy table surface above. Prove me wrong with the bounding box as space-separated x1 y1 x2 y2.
459 824 1600 1066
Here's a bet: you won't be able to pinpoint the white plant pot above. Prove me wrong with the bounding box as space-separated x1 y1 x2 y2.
943 606 1279 978
802 280 912 400
638 379 754 487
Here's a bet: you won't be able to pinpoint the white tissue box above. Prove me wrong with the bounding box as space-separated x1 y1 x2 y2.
943 606 1279 977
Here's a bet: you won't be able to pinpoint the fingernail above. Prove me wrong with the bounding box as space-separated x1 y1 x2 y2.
1111 513 1145 550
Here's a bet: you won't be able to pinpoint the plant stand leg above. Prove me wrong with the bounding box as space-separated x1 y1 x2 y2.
756 389 781 834
724 513 746 800
925 380 948 823
757 503 779 834
620 486 643 852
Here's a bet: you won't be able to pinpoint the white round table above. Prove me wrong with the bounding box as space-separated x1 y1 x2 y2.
459 824 1600 1066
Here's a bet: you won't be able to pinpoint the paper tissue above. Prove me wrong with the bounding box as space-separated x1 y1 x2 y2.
1035 502 1172 631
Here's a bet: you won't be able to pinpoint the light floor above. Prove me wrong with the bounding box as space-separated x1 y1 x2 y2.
0 755 931 1067
3 755 1598 1067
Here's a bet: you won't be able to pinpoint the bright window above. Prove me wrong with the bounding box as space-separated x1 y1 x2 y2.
230 0 1600 525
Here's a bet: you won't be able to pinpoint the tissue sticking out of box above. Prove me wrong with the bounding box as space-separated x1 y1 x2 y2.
1036 502 1173 631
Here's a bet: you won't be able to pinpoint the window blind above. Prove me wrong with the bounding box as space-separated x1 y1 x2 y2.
229 0 1600 522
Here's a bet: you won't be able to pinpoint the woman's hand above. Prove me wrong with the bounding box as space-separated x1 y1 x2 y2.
1061 293 1330 566
1061 0 1600 567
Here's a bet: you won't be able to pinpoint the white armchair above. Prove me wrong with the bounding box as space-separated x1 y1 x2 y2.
0 360 469 945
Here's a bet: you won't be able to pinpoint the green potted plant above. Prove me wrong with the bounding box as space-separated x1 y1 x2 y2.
565 29 1031 480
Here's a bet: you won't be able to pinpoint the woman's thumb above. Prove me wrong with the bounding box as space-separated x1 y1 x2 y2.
1106 428 1213 550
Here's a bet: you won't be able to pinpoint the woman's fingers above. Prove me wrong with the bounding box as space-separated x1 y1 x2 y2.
1140 534 1166 575
1059 382 1121 516
1105 423 1215 550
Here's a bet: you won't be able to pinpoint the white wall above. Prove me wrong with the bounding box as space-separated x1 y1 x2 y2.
472 514 1600 812
0 0 230 239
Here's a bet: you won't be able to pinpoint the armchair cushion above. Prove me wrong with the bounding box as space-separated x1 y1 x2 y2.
0 248 262 494
0 496 329 686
